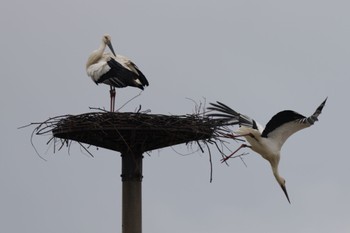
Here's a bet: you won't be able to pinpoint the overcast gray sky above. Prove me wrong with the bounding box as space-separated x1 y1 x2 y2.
1 0 349 232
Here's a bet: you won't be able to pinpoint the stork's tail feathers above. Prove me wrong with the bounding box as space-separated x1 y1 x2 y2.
299 97 328 125
207 101 253 127
207 101 240 119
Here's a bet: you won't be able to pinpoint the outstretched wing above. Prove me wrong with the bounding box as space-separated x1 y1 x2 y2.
207 101 261 130
262 98 327 147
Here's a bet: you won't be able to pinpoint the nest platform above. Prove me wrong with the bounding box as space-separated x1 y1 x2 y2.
24 110 232 233
51 112 221 153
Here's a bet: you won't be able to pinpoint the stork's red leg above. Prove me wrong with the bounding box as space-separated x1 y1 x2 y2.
224 133 253 139
221 144 250 163
112 89 116 112
110 86 116 112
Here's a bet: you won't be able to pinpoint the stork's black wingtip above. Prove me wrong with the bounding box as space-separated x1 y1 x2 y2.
317 97 328 111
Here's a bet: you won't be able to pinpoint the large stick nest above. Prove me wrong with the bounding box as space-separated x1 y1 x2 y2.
29 111 230 154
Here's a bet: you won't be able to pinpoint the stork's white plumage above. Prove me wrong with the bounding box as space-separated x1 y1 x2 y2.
86 34 149 111
208 98 327 203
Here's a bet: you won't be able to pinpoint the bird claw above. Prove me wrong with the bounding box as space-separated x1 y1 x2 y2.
221 156 230 163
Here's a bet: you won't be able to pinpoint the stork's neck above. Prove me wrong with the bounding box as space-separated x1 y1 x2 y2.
86 41 107 68
98 40 107 54
272 165 283 184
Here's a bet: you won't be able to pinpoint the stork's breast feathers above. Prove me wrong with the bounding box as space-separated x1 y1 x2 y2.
86 61 110 83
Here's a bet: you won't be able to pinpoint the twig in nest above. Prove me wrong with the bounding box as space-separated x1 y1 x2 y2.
196 141 205 153
236 152 249 167
204 142 213 183
89 107 109 112
78 142 94 158
186 97 207 117
30 127 47 161
19 115 96 160
170 146 200 156
209 139 230 165
117 90 143 112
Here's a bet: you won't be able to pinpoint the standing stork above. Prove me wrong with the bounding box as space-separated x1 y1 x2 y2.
208 98 327 203
86 34 149 112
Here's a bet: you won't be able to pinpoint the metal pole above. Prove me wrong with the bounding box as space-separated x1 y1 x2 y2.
121 150 143 233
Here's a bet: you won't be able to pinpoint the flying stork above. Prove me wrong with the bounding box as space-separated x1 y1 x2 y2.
86 34 149 112
207 98 327 203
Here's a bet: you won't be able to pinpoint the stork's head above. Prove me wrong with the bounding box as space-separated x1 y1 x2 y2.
277 176 291 204
102 34 112 44
102 34 116 56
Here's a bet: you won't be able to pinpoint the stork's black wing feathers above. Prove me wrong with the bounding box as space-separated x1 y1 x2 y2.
98 58 146 90
261 110 306 137
261 97 327 139
130 61 149 87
